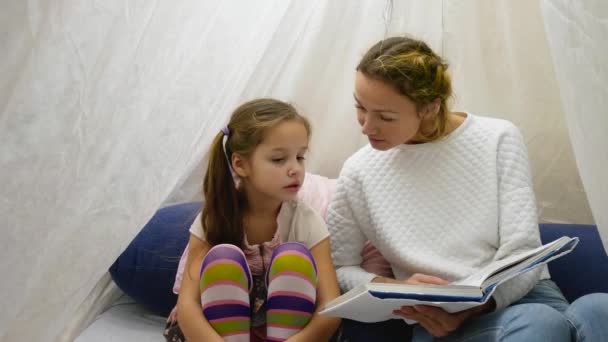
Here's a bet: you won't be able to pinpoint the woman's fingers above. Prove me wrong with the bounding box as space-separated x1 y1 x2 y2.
414 305 464 332
393 306 448 337
405 273 450 285
394 305 470 337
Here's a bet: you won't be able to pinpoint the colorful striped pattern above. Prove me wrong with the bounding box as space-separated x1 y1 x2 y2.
200 244 252 342
266 242 318 341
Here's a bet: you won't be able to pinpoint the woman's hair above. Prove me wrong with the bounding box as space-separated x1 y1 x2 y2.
202 98 311 247
357 36 453 142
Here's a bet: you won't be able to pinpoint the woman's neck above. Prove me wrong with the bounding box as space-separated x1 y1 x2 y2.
409 111 465 144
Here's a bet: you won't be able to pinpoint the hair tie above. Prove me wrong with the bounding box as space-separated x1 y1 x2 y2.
220 125 240 188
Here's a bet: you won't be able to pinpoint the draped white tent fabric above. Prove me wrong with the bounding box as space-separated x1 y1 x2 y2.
541 0 608 251
0 1 605 341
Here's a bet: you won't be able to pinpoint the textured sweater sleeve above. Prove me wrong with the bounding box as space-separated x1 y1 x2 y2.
491 123 543 309
327 160 377 292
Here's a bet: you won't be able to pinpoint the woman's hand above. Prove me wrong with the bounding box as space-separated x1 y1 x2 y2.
394 305 470 337
393 299 495 337
372 272 450 285
379 273 495 337
403 273 450 286
398 273 464 337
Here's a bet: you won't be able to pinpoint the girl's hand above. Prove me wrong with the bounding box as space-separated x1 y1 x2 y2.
167 305 178 323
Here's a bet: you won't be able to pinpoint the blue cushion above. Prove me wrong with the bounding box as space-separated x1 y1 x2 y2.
109 201 608 315
109 202 202 316
539 223 608 302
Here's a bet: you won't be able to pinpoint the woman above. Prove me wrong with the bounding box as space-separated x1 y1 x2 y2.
327 36 608 342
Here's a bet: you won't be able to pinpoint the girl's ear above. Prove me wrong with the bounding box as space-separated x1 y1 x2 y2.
232 153 250 178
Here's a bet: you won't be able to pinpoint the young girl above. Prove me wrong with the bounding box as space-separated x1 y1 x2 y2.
177 99 341 341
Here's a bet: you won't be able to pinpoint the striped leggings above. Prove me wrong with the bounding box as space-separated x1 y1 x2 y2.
200 242 317 341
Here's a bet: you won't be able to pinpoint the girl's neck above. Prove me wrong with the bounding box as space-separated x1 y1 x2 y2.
242 185 282 219
241 185 283 245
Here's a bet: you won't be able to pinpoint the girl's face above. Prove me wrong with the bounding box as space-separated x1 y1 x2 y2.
235 120 309 204
354 71 426 150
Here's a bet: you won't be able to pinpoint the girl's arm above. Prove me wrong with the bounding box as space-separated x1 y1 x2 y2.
176 235 223 342
287 238 341 342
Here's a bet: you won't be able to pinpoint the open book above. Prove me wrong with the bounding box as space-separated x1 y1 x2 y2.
320 236 578 323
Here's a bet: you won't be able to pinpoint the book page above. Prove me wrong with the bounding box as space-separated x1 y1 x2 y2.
368 283 481 296
481 237 578 288
320 284 367 311
452 237 569 287
320 237 578 324
319 291 487 323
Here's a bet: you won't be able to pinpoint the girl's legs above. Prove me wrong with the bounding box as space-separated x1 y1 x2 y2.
200 244 252 342
265 242 318 341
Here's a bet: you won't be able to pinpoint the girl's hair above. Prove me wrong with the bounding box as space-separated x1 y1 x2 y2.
202 98 311 247
357 36 453 142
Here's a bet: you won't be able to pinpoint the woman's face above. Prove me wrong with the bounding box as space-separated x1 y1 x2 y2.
354 71 424 151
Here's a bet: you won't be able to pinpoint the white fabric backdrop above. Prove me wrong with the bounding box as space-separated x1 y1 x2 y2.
166 0 595 226
163 0 445 204
442 0 594 224
0 1 602 341
541 0 608 250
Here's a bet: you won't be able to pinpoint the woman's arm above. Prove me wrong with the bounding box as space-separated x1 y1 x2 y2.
176 235 223 342
328 168 377 291
490 123 543 309
287 238 341 342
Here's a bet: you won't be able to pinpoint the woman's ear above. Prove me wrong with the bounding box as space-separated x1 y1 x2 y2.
419 99 441 118
231 153 249 178
429 98 441 116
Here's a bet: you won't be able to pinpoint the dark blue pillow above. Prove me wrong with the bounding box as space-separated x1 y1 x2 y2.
539 223 608 302
110 203 608 315
109 202 202 316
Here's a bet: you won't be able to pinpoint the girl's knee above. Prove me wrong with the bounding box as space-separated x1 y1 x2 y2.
206 243 245 258
267 243 317 286
273 242 311 257
203 244 248 267
200 244 251 290
269 243 315 268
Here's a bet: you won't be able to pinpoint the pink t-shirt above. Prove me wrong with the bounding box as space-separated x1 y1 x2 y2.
172 172 393 294
172 173 336 294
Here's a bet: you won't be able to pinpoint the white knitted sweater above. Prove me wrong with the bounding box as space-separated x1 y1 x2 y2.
327 114 548 310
